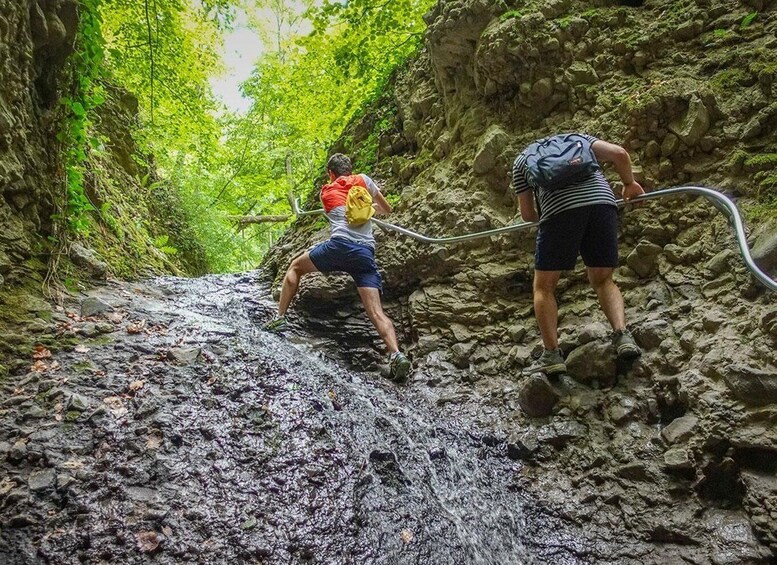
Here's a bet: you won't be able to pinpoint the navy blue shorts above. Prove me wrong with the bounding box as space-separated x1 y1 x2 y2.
309 238 382 289
535 204 619 271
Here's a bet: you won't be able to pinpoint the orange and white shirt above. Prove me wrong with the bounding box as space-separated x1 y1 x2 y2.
320 174 380 247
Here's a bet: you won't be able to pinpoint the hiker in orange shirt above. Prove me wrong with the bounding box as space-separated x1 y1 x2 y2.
265 153 411 382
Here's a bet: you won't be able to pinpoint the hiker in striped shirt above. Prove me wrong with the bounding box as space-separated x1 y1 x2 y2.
512 134 645 376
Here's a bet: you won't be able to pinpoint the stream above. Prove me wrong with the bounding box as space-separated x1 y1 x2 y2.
0 272 632 563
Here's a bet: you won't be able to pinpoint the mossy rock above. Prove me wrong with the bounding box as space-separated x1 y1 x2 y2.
744 153 777 173
0 291 51 319
65 410 81 422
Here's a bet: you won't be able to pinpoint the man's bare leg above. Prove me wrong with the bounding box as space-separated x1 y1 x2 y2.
586 267 625 331
357 286 399 353
533 270 563 350
277 253 319 316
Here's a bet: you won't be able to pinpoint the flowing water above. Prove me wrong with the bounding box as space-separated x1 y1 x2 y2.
1 272 588 563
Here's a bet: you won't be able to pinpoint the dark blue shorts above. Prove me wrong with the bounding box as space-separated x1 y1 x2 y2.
535 204 619 271
309 238 382 289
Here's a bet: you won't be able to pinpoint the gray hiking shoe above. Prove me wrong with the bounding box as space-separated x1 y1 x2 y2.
264 315 288 333
522 348 566 376
613 329 641 360
389 352 411 383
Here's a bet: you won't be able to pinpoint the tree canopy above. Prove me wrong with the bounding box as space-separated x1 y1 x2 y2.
65 0 435 272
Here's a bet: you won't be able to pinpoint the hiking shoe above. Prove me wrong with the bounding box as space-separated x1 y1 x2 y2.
264 315 288 333
389 352 411 383
613 329 641 360
522 348 566 376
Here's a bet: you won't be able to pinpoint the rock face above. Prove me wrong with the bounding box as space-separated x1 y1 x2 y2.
265 0 777 559
0 2 205 298
0 0 77 286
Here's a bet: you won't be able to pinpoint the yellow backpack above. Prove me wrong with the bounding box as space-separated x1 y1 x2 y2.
345 185 375 226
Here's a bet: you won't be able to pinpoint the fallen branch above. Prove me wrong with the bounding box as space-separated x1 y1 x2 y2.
229 215 291 225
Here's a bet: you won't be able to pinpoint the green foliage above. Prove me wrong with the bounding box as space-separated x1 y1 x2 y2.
741 11 758 29
100 0 223 162
744 153 777 171
153 235 178 255
63 0 435 273
710 68 749 91
500 10 522 22
351 104 399 172
384 193 400 207
712 28 733 39
59 0 107 235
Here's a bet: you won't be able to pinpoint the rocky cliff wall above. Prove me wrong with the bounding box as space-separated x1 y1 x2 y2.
0 0 77 288
0 1 203 376
265 0 777 559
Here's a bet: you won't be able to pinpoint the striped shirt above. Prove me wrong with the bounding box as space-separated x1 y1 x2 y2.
321 173 380 248
512 134 617 221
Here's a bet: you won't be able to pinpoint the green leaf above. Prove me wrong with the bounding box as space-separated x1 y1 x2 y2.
71 101 86 117
741 11 757 28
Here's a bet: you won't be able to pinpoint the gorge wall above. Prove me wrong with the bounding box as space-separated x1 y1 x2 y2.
264 0 777 560
0 1 204 375
0 0 76 288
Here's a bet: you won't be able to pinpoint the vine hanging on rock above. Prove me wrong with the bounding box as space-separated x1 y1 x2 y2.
57 0 107 236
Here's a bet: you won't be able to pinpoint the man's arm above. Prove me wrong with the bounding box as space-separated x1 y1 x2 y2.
517 191 539 223
372 190 392 215
591 140 645 203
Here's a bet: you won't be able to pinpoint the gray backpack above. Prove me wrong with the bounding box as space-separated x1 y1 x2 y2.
522 133 600 191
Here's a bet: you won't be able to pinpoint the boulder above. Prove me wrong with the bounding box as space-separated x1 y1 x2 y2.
415 334 444 356
28 468 56 492
578 322 609 345
762 310 777 340
633 319 670 350
472 125 510 175
673 20 703 41
507 430 540 460
564 61 598 86
537 420 587 447
626 241 663 278
539 0 569 19
741 103 777 140
506 324 527 343
718 363 777 406
69 243 108 277
672 94 710 147
67 394 91 412
664 447 694 470
608 394 639 425
661 414 698 444
450 341 476 368
518 374 560 417
705 249 734 277
80 296 112 317
167 347 200 365
751 222 777 274
530 78 554 100
564 341 617 386
661 133 681 157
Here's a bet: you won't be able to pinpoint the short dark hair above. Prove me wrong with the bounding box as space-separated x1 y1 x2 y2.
326 153 352 177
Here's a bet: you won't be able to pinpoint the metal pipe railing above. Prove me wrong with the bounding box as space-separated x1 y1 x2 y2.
289 186 777 292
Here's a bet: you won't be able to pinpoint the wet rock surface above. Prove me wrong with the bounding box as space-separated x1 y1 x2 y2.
3 273 772 563
0 273 610 564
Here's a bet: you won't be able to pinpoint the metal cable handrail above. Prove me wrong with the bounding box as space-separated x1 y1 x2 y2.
289 185 777 292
